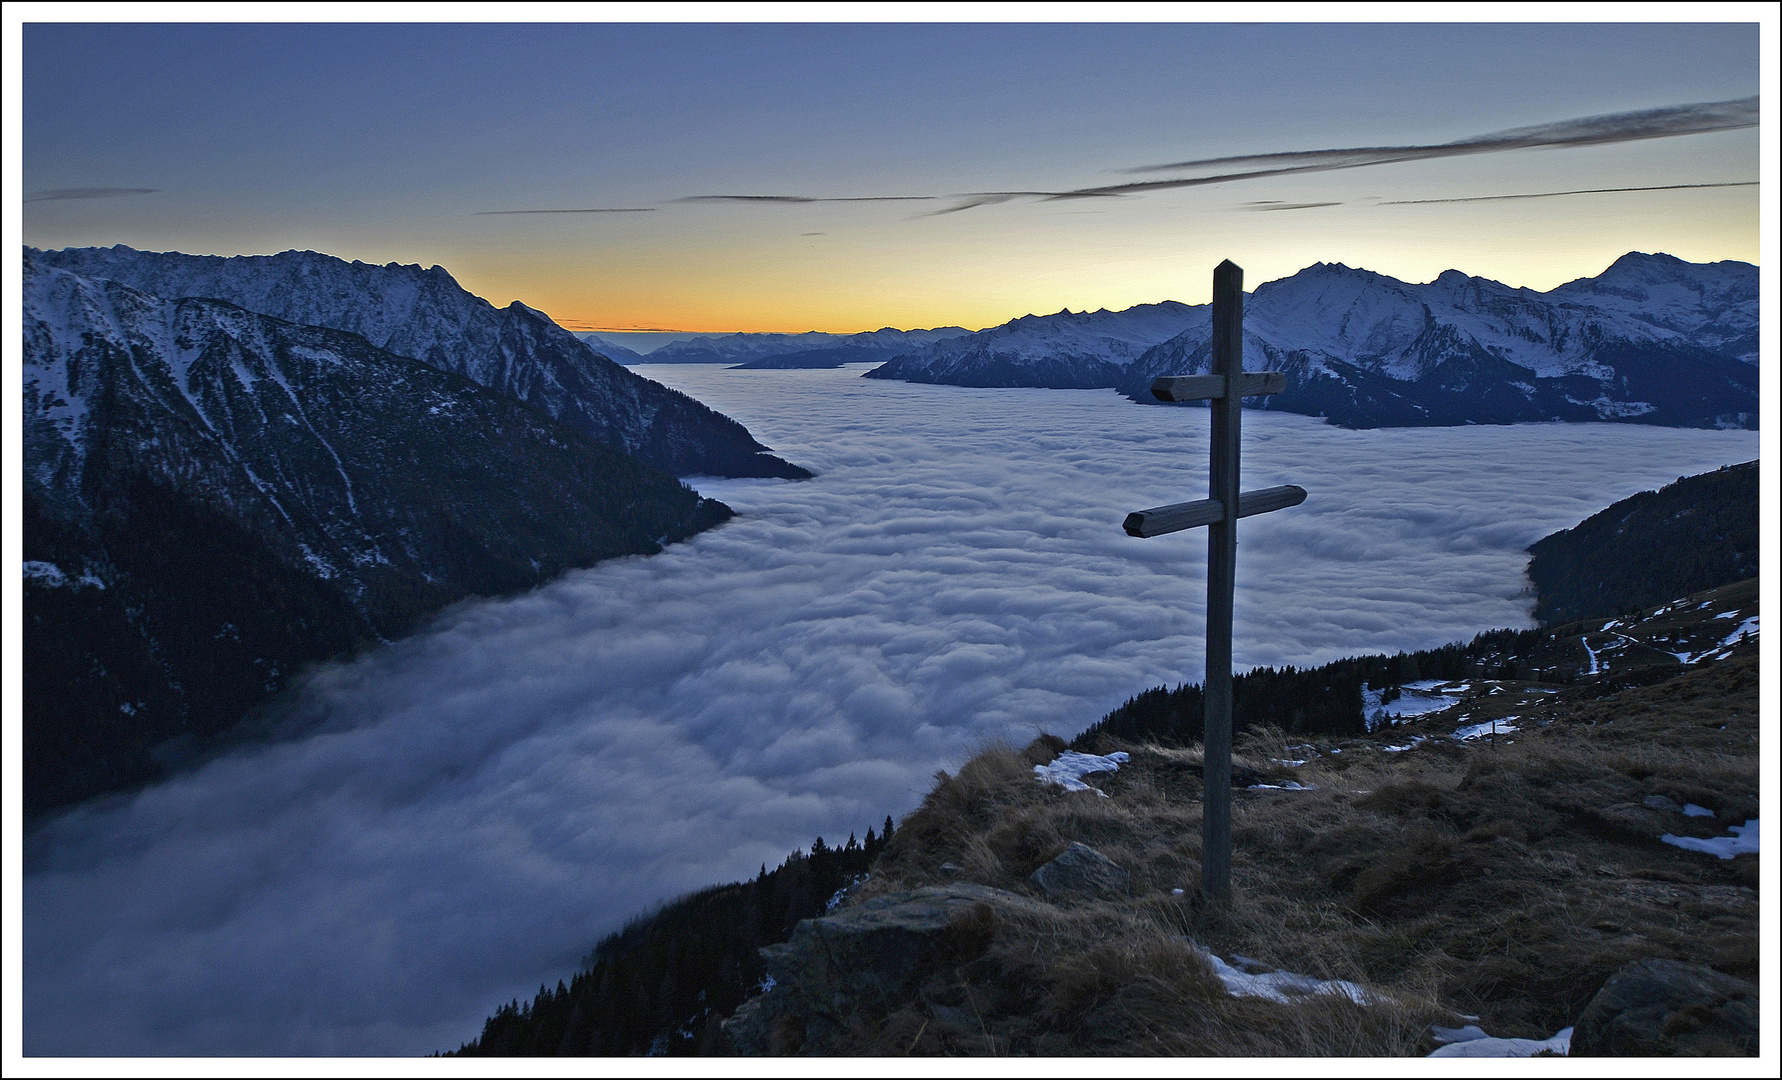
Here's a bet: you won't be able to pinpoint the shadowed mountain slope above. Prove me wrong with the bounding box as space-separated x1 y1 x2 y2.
24 255 733 814
28 244 810 478
1525 461 1758 626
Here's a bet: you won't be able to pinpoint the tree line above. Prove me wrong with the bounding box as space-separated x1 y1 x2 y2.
452 819 894 1057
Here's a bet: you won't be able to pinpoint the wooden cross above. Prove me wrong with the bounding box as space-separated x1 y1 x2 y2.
1122 260 1305 905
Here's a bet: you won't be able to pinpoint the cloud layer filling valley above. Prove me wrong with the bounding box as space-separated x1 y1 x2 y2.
24 366 1757 1055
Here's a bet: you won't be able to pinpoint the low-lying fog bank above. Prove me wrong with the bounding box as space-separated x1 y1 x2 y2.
25 365 1756 1055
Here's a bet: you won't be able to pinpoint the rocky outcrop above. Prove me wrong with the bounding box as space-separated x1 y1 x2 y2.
1569 959 1757 1056
720 883 1047 1055
1028 843 1129 901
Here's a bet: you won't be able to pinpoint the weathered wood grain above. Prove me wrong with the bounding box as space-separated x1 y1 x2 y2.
1150 371 1287 402
1121 485 1306 538
1202 259 1244 905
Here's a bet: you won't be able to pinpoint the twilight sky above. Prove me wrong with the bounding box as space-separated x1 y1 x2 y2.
21 19 1762 333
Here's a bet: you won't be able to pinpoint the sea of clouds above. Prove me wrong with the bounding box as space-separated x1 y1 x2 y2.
23 365 1757 1055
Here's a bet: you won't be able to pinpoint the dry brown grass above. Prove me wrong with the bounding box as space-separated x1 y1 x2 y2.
837 653 1758 1055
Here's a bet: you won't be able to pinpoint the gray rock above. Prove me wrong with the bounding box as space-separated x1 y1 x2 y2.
1643 794 1684 814
1570 959 1758 1056
1029 842 1130 901
721 883 1047 1055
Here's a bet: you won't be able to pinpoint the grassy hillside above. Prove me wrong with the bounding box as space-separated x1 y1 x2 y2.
455 578 1758 1055
817 638 1758 1054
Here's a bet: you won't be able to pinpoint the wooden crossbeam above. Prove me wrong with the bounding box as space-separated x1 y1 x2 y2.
1151 371 1286 402
1122 484 1307 538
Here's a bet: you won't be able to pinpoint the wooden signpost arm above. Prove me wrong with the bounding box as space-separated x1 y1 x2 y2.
1123 484 1306 538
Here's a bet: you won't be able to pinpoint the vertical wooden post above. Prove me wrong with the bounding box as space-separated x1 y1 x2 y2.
1202 260 1242 905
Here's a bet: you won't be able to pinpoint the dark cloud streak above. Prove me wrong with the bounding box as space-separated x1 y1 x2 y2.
1381 181 1757 205
25 187 157 202
474 208 656 214
1125 96 1758 174
1243 201 1345 212
562 323 699 332
679 194 936 204
929 96 1758 214
926 190 1129 215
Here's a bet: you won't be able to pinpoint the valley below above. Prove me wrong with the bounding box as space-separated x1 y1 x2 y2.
21 363 1758 1056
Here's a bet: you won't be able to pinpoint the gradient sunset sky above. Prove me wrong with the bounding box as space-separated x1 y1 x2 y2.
21 16 1763 334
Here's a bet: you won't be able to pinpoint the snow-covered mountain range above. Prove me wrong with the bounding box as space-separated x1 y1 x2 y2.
865 301 1202 389
22 253 733 813
866 253 1757 429
28 245 809 477
638 325 973 366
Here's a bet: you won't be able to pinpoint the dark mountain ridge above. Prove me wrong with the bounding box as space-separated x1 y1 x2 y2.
23 255 732 815
1525 460 1758 625
27 244 811 478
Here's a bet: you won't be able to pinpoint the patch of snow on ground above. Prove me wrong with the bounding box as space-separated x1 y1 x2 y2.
1382 737 1429 753
1683 803 1715 818
1201 950 1377 1006
1580 636 1602 675
1663 819 1758 859
1362 684 1459 731
1428 1026 1571 1057
1248 781 1317 791
825 872 869 912
1403 679 1469 693
22 560 67 586
1719 616 1757 647
1431 1024 1489 1045
1035 751 1128 796
1453 718 1518 741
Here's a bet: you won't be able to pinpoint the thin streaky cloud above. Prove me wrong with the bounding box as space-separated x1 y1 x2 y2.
1243 201 1345 212
1380 181 1758 205
676 99 1753 218
934 166 1337 212
930 96 1760 214
561 324 701 333
474 208 657 215
1124 96 1759 174
679 195 937 204
927 190 1129 215
25 187 157 202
